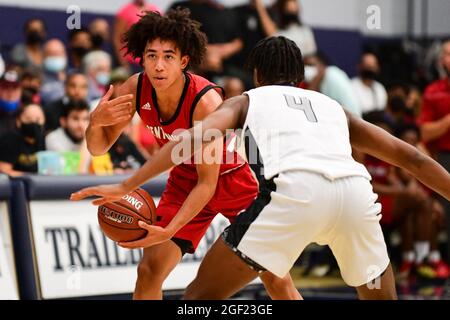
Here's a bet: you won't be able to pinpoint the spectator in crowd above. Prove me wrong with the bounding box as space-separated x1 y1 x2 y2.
169 1 243 81
393 123 449 279
0 103 45 176
0 69 22 138
417 39 450 263
10 18 46 72
351 53 388 116
230 0 267 89
114 0 161 72
82 50 111 103
44 72 88 133
303 52 361 116
68 28 93 71
20 69 42 105
89 18 112 53
254 0 317 57
45 99 89 152
40 39 67 106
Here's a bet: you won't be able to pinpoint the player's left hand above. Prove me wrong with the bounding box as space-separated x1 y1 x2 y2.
70 183 130 206
118 221 174 249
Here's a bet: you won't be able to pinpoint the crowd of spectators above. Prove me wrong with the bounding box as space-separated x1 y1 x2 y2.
0 0 449 281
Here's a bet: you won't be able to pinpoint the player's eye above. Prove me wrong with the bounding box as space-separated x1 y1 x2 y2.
165 55 174 60
148 54 156 59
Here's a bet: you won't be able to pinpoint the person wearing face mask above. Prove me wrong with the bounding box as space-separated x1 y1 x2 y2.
0 103 46 176
45 99 89 153
254 0 317 57
40 39 67 106
418 39 450 265
11 18 47 72
303 53 361 117
68 28 93 71
0 70 22 139
89 18 113 54
351 53 388 116
82 50 111 103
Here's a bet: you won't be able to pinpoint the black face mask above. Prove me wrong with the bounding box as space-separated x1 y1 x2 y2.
21 122 44 140
72 46 90 59
281 13 300 27
389 96 407 113
64 127 84 144
26 30 44 45
91 34 104 48
360 69 378 81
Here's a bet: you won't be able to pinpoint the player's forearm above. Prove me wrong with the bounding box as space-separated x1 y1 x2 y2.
402 150 450 201
421 118 450 142
85 124 112 156
165 182 217 235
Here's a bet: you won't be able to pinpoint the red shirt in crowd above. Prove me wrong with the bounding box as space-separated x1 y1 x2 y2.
417 78 450 152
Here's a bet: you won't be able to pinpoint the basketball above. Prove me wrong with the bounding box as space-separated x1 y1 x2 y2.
97 188 157 242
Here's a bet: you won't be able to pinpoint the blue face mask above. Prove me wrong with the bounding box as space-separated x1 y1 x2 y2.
0 99 20 113
44 56 67 73
95 72 110 86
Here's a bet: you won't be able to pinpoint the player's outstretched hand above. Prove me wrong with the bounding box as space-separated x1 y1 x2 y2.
70 183 130 206
118 222 174 249
90 85 134 127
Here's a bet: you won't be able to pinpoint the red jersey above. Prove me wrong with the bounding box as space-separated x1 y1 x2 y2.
136 71 244 178
417 78 450 152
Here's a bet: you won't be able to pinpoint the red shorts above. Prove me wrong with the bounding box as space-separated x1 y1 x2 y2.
155 164 258 253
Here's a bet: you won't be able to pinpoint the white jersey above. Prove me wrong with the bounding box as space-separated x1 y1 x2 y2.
241 85 371 181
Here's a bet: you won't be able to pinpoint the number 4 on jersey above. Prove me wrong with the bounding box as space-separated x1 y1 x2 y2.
284 94 318 122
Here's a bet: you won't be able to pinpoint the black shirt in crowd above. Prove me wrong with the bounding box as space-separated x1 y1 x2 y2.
0 130 45 173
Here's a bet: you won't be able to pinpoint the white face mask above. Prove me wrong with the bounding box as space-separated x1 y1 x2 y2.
304 65 318 82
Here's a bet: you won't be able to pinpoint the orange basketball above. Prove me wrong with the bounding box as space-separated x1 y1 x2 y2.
98 188 157 242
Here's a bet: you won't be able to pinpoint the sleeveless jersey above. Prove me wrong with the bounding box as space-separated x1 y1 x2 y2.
136 71 243 177
242 85 372 181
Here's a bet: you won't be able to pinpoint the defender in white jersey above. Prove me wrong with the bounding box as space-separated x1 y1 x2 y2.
74 37 450 299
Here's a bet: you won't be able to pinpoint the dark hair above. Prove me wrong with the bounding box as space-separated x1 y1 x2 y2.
123 8 207 69
395 123 421 140
61 99 89 118
363 110 395 130
68 27 90 42
246 36 304 86
24 18 47 33
65 71 87 85
16 103 44 119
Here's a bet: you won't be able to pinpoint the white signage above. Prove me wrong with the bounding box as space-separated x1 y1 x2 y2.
0 202 19 300
29 199 247 299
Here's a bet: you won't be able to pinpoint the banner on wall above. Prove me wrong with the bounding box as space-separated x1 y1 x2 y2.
29 199 253 299
0 202 19 300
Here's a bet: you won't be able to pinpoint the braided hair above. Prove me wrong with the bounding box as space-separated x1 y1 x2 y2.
246 36 304 86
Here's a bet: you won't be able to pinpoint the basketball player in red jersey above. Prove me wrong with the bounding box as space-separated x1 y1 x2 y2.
72 9 300 300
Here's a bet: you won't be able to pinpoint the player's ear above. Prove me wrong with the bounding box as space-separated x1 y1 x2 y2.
181 55 190 70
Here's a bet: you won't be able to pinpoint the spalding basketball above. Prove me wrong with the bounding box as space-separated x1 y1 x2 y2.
98 188 157 242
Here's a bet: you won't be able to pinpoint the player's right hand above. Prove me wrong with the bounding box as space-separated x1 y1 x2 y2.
89 85 134 128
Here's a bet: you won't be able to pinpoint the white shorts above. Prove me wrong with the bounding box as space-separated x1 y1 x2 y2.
223 170 390 287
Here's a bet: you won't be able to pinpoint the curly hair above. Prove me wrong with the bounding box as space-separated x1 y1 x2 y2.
246 36 304 86
123 8 207 69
